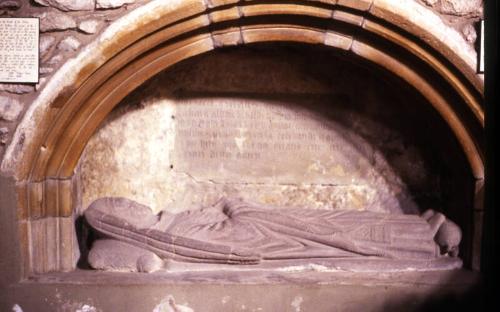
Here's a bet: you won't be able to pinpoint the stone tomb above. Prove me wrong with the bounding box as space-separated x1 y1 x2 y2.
77 46 470 276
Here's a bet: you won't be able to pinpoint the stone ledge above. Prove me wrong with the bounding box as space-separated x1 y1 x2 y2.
27 267 479 286
0 270 483 311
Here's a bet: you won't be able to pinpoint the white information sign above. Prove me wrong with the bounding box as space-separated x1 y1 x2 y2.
0 18 39 83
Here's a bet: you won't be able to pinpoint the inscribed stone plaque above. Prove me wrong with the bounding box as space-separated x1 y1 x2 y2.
173 97 371 184
0 18 39 83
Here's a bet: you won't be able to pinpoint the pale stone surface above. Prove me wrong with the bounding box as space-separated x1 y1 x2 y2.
47 54 63 65
421 0 483 17
35 77 48 91
96 0 135 9
35 11 77 32
39 66 54 75
462 23 477 43
34 0 94 11
39 35 56 58
57 36 80 51
0 96 23 121
78 19 99 34
153 296 193 312
0 84 35 94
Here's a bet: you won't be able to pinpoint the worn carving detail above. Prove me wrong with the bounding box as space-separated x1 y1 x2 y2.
85 197 462 272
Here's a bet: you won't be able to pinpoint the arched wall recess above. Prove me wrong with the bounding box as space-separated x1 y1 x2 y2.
0 0 483 275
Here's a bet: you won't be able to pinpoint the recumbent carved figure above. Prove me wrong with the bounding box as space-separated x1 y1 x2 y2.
84 197 462 272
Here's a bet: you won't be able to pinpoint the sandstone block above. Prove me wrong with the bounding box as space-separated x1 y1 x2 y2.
34 0 94 11
0 96 23 122
40 35 56 58
35 11 77 32
96 0 135 9
78 19 99 34
57 36 81 51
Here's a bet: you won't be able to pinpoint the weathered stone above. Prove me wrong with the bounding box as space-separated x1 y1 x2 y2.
35 77 48 91
441 0 483 16
0 84 35 94
39 35 56 58
96 0 135 9
0 127 8 145
47 54 63 66
57 36 81 52
39 66 54 75
421 0 483 17
0 1 21 10
35 11 77 32
0 96 23 122
78 19 99 34
462 23 477 43
33 0 94 11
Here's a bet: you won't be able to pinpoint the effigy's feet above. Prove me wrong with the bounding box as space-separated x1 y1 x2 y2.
421 209 461 257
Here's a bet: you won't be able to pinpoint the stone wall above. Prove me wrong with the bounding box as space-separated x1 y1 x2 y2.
0 0 150 160
0 1 484 164
78 44 467 216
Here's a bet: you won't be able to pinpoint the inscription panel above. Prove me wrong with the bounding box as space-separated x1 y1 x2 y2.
0 18 39 83
173 97 371 184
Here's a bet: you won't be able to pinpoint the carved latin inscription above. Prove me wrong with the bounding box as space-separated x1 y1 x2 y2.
174 97 369 184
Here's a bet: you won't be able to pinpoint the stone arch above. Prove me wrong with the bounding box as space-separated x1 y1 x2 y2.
1 0 483 274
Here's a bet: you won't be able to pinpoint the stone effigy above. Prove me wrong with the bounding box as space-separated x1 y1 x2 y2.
84 197 462 273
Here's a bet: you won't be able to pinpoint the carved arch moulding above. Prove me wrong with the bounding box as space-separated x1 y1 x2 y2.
0 0 484 276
